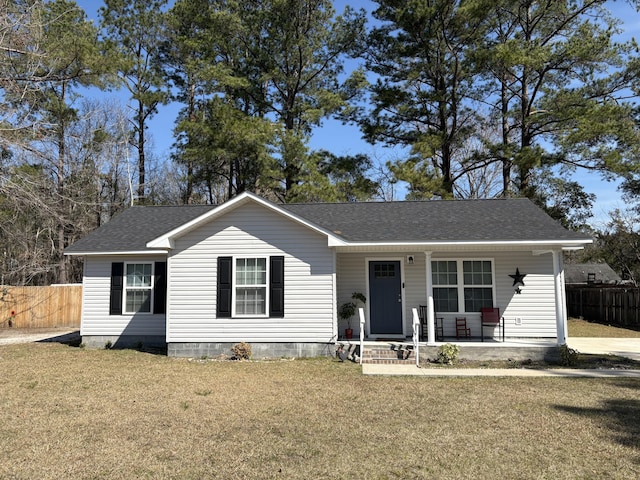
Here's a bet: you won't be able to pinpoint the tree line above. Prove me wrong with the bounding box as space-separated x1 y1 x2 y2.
2 0 640 286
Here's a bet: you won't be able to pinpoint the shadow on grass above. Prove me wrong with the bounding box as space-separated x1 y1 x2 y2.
555 380 640 462
36 330 81 346
36 331 168 356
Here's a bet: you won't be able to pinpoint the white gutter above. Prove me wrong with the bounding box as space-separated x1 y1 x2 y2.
64 250 168 256
329 239 592 248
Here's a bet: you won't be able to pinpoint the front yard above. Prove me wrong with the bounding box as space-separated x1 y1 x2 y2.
568 317 640 337
0 342 638 479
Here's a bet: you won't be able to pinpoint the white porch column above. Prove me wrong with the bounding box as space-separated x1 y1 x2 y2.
424 251 435 344
552 250 567 346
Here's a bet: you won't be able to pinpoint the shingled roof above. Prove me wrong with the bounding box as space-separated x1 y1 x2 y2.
282 198 589 243
65 205 216 254
65 194 590 254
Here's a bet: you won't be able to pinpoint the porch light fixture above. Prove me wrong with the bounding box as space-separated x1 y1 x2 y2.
407 255 414 265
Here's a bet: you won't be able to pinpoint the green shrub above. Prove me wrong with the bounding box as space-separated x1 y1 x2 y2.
437 343 460 365
231 342 252 360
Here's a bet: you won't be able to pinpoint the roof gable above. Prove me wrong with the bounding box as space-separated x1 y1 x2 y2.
145 193 344 249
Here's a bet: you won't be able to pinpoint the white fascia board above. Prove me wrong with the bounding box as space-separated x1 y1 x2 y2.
64 250 168 257
146 191 344 249
331 239 592 249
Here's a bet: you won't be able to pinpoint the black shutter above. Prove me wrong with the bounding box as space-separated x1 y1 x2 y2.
153 262 167 314
110 262 124 315
217 257 232 318
269 256 285 317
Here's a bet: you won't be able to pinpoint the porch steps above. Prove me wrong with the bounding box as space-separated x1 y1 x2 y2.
361 344 415 365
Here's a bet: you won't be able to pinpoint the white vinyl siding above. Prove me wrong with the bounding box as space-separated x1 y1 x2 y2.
80 256 166 337
166 202 335 343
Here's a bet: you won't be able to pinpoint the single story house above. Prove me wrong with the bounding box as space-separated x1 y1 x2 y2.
64 192 592 357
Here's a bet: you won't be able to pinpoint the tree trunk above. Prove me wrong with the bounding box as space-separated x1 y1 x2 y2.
137 101 146 204
57 84 68 285
501 74 511 197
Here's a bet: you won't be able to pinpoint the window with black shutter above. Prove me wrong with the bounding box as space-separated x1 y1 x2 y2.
217 257 233 318
217 255 285 317
109 262 124 315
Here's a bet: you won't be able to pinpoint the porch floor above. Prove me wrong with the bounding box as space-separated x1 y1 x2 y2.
338 337 558 348
344 337 561 363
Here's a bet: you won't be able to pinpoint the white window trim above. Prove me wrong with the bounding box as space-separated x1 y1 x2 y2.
432 258 496 314
232 256 270 318
123 262 154 315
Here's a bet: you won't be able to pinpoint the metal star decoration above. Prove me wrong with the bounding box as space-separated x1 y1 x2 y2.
509 268 527 287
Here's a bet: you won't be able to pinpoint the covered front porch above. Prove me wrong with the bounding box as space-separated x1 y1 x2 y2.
336 246 572 349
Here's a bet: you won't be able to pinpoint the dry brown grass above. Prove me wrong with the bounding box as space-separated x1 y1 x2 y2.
568 318 640 338
1 343 639 479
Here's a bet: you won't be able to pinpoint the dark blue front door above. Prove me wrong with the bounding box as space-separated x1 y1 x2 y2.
369 261 403 335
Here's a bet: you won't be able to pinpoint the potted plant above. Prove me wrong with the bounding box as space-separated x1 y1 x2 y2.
338 292 366 339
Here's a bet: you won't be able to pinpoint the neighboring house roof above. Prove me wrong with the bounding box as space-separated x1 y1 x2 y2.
65 192 591 255
564 263 622 285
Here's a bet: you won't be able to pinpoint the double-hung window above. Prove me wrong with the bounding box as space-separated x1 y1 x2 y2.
217 256 284 318
463 260 493 312
432 260 459 313
432 259 494 313
235 257 267 315
124 263 153 314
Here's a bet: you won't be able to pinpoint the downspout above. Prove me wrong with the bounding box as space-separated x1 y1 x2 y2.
552 250 567 345
332 249 338 344
424 251 435 344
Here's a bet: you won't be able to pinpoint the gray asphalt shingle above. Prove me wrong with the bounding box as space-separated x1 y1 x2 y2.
282 198 589 242
65 197 590 254
64 205 216 253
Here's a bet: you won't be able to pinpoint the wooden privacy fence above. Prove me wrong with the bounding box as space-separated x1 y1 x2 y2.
0 285 82 329
566 285 640 330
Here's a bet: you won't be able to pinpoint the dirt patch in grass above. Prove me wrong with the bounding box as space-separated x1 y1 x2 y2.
420 353 640 370
1 343 639 479
568 318 640 338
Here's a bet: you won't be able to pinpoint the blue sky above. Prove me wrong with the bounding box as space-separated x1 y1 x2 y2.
75 0 638 225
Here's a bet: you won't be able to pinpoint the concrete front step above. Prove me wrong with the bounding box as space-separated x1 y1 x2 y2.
361 345 415 364
364 358 416 365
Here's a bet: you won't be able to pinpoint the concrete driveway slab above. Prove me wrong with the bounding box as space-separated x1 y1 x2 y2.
568 338 640 361
362 364 640 377
0 328 80 346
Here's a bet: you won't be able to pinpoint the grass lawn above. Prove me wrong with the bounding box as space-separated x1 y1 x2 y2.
568 318 640 338
1 343 639 479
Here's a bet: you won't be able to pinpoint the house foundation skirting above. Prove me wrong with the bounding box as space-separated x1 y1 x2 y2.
82 335 166 349
419 344 560 362
168 342 335 359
